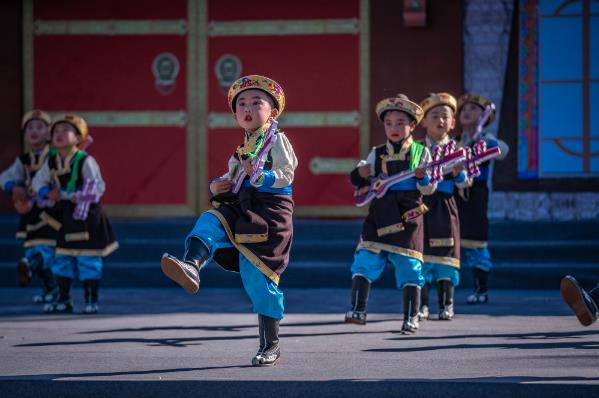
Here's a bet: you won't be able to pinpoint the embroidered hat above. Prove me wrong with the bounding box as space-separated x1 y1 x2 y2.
375 94 424 124
458 93 496 125
51 114 89 142
420 92 458 115
21 109 52 129
228 75 285 115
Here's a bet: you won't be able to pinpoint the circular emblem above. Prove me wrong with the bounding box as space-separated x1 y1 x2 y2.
152 52 180 95
215 54 242 89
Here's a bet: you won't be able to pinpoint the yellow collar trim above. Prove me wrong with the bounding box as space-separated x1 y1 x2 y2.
28 145 50 172
382 136 413 175
54 150 78 176
236 121 271 158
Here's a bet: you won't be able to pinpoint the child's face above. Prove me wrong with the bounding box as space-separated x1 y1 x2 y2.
383 111 414 143
234 89 278 131
52 123 80 149
459 102 484 128
422 105 456 141
24 119 49 148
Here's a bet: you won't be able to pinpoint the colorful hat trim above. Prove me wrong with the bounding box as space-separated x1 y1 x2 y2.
458 93 496 125
21 110 52 129
375 96 424 124
228 75 285 115
420 92 458 115
51 114 89 142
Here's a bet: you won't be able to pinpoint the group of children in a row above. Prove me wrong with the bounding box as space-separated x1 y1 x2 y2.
2 75 507 367
157 75 508 366
344 91 508 333
0 111 118 314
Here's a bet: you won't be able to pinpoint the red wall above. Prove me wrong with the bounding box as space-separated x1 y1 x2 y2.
1 0 466 213
370 0 464 144
207 0 362 207
32 0 189 205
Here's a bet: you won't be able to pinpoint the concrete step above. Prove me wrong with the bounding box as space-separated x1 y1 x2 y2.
2 237 597 263
1 215 598 241
1 260 597 290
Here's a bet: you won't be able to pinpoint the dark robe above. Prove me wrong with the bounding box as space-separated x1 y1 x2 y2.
17 146 60 249
208 140 293 285
353 139 428 261
48 151 118 257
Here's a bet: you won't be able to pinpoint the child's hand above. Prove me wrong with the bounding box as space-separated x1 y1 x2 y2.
47 188 61 202
210 179 232 195
13 199 32 215
11 186 28 203
414 167 428 179
358 165 371 178
452 163 463 177
242 159 253 175
356 186 370 195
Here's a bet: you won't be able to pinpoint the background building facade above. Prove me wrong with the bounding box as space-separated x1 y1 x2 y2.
0 0 596 219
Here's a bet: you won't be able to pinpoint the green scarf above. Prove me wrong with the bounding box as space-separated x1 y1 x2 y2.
50 148 85 193
409 141 424 170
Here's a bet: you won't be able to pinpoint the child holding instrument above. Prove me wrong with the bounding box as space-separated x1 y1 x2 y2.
345 94 435 334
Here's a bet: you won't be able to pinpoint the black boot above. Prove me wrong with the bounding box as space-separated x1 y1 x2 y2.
560 276 598 327
345 275 370 325
34 267 58 304
83 280 100 314
22 251 43 291
16 257 31 287
252 314 280 367
418 283 430 321
438 280 455 320
44 276 73 314
467 268 489 304
401 285 421 333
160 237 209 294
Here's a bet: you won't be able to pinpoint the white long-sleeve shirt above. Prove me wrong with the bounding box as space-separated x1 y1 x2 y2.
460 130 509 160
219 131 298 192
356 137 436 196
0 158 26 192
32 153 106 200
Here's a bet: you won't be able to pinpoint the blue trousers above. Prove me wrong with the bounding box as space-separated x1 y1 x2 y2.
187 212 285 320
24 245 54 270
422 262 460 286
52 254 102 281
350 249 424 288
461 247 493 272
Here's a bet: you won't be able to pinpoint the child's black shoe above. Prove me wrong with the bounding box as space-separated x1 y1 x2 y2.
82 303 99 314
344 310 367 325
467 290 488 304
418 305 430 321
438 305 454 320
252 315 281 367
400 318 419 333
252 346 280 367
33 286 58 304
160 253 200 294
43 299 74 314
560 276 598 327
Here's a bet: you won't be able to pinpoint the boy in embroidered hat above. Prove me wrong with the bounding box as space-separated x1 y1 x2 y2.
160 75 297 366
418 93 472 321
0 110 59 303
32 114 118 314
455 93 509 305
345 94 435 334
